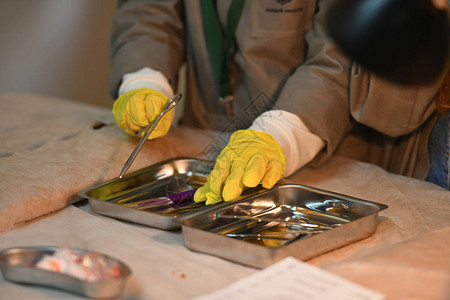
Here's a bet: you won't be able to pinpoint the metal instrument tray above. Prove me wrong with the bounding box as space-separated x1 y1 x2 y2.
0 246 131 298
180 184 388 268
78 157 263 230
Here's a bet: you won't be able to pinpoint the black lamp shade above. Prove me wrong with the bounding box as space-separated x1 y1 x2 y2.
327 0 449 84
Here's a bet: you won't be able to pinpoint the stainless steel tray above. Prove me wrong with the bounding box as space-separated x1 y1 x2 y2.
0 246 131 298
78 157 264 230
180 184 388 268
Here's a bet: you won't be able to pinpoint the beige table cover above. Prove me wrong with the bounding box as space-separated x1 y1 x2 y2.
0 93 218 231
0 93 449 299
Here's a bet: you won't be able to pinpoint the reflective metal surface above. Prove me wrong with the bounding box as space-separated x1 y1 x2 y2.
0 246 131 299
78 158 266 230
180 184 388 268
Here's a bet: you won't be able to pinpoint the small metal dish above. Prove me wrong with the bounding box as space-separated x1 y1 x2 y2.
0 246 131 299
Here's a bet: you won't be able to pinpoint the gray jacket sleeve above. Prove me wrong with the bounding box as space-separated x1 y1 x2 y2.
275 0 351 164
275 0 442 165
109 0 185 98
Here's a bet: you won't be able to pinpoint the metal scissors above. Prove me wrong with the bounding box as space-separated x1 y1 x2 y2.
118 93 183 178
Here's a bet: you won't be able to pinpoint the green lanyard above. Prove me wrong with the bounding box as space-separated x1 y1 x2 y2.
201 0 245 103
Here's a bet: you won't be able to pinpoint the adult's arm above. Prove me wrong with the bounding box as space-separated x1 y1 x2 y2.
110 0 185 98
257 0 351 168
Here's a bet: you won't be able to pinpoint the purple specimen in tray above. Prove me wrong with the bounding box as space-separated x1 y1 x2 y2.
167 189 197 202
137 188 198 209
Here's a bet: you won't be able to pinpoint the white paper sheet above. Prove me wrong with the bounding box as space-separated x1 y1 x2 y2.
192 257 385 300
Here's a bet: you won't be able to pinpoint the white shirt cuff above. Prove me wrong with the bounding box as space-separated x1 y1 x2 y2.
249 110 325 177
118 67 174 97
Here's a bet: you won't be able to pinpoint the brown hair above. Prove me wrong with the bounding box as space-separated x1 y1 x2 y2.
436 70 450 114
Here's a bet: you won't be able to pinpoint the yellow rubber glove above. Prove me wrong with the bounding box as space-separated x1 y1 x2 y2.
194 130 286 205
112 88 174 140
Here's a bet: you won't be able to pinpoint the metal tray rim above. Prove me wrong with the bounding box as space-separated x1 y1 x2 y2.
77 156 213 200
180 183 388 268
0 245 132 298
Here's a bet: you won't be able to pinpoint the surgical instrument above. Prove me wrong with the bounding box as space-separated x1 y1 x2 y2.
118 93 182 178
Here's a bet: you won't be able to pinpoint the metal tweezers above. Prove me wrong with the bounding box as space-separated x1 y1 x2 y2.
118 93 183 178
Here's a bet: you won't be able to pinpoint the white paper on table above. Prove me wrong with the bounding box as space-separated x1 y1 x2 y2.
191 257 385 300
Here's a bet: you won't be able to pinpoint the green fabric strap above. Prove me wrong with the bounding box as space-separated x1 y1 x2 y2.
201 0 245 98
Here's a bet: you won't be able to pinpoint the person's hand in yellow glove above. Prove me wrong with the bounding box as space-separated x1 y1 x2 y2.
112 88 174 140
194 130 286 205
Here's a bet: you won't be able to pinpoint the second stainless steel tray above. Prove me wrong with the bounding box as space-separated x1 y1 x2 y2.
180 184 388 268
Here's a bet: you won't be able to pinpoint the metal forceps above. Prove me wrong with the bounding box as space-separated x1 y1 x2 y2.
118 93 183 178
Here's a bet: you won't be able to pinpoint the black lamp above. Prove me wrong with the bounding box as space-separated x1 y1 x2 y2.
327 0 449 84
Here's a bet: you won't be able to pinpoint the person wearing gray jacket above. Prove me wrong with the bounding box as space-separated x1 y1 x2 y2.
110 0 447 203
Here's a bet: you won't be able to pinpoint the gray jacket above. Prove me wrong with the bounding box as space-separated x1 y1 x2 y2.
110 0 443 179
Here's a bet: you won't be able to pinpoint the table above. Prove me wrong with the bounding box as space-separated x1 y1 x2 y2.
1 93 449 300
